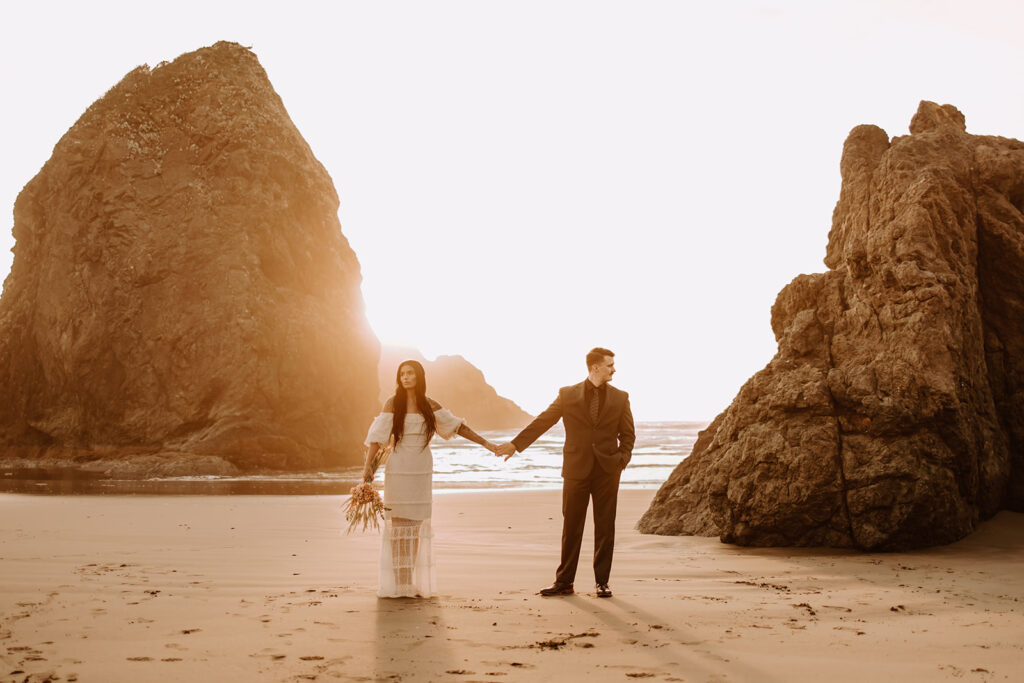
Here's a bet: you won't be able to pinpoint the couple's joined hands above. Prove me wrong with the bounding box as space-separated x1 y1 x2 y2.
484 441 518 461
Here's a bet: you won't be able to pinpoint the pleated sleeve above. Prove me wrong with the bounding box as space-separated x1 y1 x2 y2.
364 413 394 446
433 408 464 440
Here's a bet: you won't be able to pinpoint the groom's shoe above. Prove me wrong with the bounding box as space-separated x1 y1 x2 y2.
539 583 574 596
596 583 612 598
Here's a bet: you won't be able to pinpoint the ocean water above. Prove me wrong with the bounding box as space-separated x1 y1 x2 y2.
0 422 705 495
433 421 704 490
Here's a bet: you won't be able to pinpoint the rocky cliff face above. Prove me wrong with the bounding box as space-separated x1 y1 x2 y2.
639 102 1024 550
0 42 379 475
378 347 531 430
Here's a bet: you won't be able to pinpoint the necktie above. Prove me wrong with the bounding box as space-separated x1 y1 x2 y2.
589 386 600 423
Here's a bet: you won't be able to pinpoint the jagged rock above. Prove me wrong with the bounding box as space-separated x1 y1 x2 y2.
639 101 1024 550
0 42 379 474
378 347 531 430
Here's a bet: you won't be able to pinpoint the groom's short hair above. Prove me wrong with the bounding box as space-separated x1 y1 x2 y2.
586 347 614 369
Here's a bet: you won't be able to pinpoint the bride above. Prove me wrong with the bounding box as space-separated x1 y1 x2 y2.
361 359 498 598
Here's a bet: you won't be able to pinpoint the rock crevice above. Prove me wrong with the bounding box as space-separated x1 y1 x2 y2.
821 312 860 549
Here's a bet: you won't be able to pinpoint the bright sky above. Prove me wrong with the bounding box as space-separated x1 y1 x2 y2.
2 1 1023 420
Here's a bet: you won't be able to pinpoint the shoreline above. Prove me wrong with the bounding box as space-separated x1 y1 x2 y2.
0 420 706 488
0 477 662 496
2 490 1022 681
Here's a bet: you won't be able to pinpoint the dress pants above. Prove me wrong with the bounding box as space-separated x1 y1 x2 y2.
555 465 621 586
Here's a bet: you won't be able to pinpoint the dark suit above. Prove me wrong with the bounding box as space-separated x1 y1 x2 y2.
512 381 635 586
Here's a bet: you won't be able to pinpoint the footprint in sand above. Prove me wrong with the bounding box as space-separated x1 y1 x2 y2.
20 671 63 683
822 605 853 613
248 651 289 661
482 661 534 670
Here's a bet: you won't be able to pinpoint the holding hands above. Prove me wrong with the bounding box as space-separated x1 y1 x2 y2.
481 441 517 462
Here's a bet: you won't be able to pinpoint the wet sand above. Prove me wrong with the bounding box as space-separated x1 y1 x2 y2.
1 490 1022 681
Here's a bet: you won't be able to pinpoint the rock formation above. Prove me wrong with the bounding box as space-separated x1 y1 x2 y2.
0 42 379 475
378 347 531 430
639 102 1024 550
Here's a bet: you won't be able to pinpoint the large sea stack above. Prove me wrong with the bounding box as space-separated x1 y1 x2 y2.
0 42 379 475
639 102 1024 550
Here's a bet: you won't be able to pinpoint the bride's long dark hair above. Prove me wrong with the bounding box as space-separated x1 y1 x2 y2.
391 360 436 445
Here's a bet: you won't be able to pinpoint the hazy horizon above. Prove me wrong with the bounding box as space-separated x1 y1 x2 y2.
3 1 1024 421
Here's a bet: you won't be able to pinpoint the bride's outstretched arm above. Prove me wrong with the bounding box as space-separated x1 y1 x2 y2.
456 424 498 454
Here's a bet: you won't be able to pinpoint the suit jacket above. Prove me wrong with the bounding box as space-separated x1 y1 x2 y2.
512 381 635 479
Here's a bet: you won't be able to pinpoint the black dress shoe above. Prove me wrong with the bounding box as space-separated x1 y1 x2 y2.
539 583 574 596
596 583 612 598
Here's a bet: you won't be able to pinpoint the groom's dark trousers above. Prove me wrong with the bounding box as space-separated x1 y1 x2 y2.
512 381 635 586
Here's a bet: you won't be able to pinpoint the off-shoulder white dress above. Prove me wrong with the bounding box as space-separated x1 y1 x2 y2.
364 407 464 598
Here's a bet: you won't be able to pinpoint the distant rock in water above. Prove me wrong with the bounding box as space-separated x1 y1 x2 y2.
0 42 379 476
379 347 531 430
639 102 1024 550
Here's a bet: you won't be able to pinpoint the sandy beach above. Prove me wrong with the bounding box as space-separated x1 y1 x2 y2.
1 489 1022 682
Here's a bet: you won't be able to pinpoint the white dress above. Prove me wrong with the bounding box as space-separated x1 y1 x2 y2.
364 407 464 598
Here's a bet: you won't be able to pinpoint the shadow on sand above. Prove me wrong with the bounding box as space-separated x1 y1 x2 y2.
374 596 458 679
572 595 780 682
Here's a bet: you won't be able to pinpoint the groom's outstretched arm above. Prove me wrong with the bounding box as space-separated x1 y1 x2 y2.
509 392 565 455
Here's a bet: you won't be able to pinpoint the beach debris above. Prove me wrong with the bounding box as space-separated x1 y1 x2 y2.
793 602 817 616
734 580 791 593
532 631 600 650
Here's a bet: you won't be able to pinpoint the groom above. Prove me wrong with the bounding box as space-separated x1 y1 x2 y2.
496 347 635 598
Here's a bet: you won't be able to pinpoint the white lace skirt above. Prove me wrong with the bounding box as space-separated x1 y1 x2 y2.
378 440 435 598
378 518 435 598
